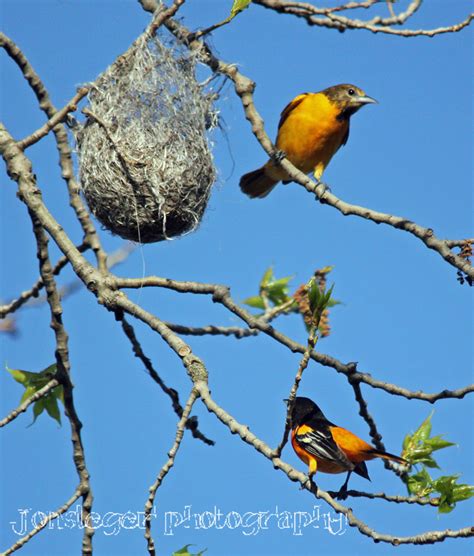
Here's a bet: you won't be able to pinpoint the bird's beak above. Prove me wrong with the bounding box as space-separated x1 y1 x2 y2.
354 94 378 105
283 398 289 404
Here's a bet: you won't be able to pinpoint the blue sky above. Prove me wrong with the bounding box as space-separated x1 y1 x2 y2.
1 1 473 555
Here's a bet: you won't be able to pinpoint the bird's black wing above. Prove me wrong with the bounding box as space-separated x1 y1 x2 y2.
295 425 354 471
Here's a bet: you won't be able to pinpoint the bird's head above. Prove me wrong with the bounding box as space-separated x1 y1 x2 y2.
284 396 327 427
323 84 378 119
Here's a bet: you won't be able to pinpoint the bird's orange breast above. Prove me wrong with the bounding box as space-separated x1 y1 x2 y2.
275 93 348 178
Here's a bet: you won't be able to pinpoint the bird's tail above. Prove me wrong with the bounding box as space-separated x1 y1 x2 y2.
239 167 278 199
370 449 408 466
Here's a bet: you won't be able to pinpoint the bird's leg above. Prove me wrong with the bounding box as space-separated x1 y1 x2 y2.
312 167 331 200
301 473 318 496
301 459 318 492
335 471 352 500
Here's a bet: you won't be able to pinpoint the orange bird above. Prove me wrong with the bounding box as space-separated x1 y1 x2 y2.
240 84 377 198
289 397 407 497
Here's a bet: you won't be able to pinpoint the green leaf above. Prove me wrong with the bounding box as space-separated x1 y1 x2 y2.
243 295 266 309
421 457 440 469
266 275 293 306
403 412 434 459
230 0 252 19
44 395 62 425
402 432 412 451
7 367 37 385
32 398 46 423
414 412 433 442
6 363 62 425
259 266 274 289
172 546 207 556
452 484 474 503
424 435 456 452
307 279 322 314
20 385 37 404
406 468 432 496
438 497 455 514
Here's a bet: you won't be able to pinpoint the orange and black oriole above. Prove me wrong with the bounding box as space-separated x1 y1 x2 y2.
289 397 407 497
240 84 377 199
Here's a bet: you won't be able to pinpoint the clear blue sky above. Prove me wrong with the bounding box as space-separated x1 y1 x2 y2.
1 1 473 555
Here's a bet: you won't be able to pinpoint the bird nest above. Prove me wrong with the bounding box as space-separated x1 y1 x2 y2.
76 35 217 243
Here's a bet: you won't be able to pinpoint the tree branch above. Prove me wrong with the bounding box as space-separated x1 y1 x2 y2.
144 388 198 556
0 32 107 271
253 0 473 37
2 487 84 556
118 315 214 445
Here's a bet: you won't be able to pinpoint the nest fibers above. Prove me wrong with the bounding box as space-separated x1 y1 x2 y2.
76 35 217 243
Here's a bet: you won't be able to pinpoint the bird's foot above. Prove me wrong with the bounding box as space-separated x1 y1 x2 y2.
271 149 287 165
335 485 348 500
301 475 318 495
315 181 331 201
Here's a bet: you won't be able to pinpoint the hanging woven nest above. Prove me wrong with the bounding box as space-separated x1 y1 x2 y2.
76 34 217 243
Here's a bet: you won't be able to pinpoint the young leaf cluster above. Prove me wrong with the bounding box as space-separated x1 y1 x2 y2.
402 413 474 513
6 363 63 425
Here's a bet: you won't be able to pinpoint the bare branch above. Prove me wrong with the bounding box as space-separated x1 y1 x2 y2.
119 315 214 445
329 489 440 507
0 32 107 270
27 207 94 553
275 323 318 457
18 87 89 150
164 321 258 338
115 272 474 402
2 487 84 555
0 242 89 318
144 388 198 556
253 0 473 37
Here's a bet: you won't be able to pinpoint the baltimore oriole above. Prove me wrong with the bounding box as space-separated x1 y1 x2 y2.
240 84 377 198
289 397 407 497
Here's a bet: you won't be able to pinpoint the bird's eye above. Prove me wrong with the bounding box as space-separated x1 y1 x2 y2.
348 88 355 96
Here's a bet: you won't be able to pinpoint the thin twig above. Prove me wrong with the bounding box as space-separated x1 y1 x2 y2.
119 315 214 445
27 207 94 553
115 274 474 402
2 487 84 555
0 242 89 318
253 0 473 37
0 32 107 271
328 489 440 507
18 87 89 150
275 323 317 457
144 388 198 556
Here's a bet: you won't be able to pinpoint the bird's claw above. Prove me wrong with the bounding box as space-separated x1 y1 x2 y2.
335 485 348 500
272 149 286 165
315 182 331 201
301 475 318 495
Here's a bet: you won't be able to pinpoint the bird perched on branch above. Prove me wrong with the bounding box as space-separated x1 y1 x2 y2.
289 397 407 498
240 84 377 199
